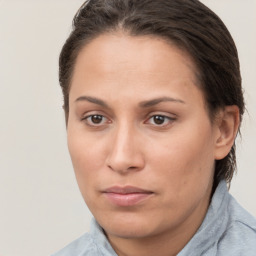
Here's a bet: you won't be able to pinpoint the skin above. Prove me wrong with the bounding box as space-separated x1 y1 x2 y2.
67 33 239 256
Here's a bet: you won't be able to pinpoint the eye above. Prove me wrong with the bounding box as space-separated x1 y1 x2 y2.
83 114 109 126
146 115 175 126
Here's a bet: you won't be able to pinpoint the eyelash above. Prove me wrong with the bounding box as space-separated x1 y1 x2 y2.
82 114 110 126
82 114 176 128
146 115 176 127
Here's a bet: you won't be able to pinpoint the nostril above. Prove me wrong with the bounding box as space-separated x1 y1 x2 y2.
107 165 114 171
107 164 140 173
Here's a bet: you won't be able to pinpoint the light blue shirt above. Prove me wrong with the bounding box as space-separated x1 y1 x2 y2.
52 181 256 256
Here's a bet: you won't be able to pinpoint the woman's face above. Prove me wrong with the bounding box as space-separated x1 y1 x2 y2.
67 33 220 241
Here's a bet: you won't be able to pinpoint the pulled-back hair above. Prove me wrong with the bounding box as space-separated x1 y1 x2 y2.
59 0 245 190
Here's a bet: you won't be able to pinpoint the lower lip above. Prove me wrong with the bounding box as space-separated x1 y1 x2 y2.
103 192 153 207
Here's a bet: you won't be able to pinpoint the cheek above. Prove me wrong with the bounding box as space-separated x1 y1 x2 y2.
148 121 215 186
67 133 107 210
147 125 215 216
68 122 105 165
67 128 105 190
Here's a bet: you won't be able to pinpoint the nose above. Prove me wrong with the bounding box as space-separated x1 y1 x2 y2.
106 124 145 174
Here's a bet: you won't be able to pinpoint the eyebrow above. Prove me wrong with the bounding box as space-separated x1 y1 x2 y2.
139 97 185 108
75 95 185 108
75 96 109 108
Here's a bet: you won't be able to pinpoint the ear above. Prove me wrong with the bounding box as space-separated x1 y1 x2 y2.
214 105 240 160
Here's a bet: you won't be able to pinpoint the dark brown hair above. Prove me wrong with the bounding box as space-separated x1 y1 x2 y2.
59 0 245 189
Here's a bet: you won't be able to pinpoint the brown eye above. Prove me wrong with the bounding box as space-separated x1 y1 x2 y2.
90 115 103 124
153 115 165 125
146 114 176 127
83 114 109 127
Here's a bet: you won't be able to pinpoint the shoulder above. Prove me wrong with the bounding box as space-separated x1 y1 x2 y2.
51 218 117 256
177 181 256 256
217 195 256 255
51 232 99 256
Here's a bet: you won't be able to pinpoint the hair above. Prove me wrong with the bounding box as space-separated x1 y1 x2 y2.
59 0 245 190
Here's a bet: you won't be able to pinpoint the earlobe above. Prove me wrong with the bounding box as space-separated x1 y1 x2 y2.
214 105 240 160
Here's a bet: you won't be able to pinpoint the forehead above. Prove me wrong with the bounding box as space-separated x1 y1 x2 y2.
70 33 205 107
74 33 197 78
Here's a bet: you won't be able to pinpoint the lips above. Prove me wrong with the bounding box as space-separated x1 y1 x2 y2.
102 186 153 207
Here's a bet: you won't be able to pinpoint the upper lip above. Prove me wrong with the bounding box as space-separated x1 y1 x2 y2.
103 186 153 194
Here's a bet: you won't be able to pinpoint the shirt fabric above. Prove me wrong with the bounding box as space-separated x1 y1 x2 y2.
52 180 256 256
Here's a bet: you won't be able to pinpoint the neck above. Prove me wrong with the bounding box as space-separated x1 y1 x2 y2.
106 193 211 256
108 230 187 256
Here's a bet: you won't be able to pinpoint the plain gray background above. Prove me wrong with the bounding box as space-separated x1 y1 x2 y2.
0 0 255 255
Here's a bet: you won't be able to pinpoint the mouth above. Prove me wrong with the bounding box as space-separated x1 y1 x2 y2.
102 186 154 207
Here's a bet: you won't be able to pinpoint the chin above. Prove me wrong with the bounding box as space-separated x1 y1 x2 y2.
105 224 153 239
97 212 161 239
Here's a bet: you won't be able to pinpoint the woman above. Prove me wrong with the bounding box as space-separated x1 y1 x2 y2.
53 0 256 255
